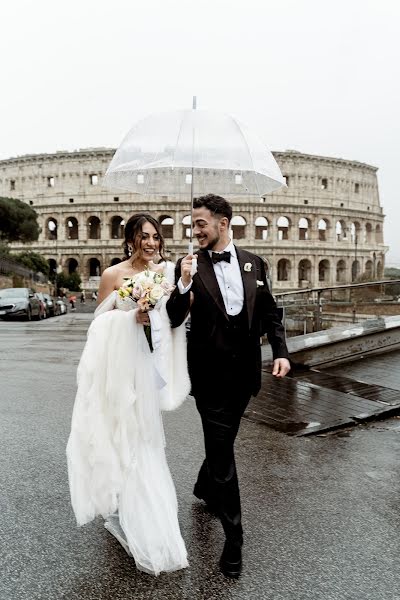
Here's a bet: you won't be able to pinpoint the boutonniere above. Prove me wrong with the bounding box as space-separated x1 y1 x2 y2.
256 280 264 287
244 262 252 272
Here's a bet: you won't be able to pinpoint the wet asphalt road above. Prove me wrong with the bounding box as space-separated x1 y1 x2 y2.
1 314 400 600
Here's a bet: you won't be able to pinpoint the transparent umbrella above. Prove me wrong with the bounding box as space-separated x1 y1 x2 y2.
103 102 285 198
103 99 286 263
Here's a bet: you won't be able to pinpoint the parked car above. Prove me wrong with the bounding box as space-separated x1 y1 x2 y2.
0 287 42 321
55 299 67 315
37 292 56 317
43 293 56 317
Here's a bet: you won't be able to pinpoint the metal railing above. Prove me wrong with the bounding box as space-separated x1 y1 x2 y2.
274 279 400 336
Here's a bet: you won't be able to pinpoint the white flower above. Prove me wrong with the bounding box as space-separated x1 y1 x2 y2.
149 283 165 304
256 280 264 287
244 262 252 272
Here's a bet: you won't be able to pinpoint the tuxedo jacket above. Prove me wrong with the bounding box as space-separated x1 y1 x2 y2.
166 247 289 398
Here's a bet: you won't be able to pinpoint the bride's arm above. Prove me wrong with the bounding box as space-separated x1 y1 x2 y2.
97 268 117 305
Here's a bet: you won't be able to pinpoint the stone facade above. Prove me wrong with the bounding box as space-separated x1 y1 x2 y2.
0 148 387 292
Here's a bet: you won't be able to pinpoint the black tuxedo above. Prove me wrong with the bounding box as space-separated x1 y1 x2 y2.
166 247 289 543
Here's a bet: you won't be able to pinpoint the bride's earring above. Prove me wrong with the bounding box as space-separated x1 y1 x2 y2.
128 245 133 257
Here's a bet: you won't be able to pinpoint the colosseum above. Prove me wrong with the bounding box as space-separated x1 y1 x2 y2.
0 148 387 292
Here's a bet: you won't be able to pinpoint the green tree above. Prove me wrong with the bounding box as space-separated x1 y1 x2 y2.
14 251 50 277
0 242 10 257
0 197 40 242
56 271 81 292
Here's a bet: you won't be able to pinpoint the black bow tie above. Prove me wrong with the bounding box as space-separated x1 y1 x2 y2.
211 251 231 264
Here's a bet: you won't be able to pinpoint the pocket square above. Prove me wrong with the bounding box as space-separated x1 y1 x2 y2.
256 280 264 287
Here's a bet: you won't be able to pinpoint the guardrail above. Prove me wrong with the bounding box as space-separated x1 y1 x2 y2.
274 279 400 336
0 257 47 284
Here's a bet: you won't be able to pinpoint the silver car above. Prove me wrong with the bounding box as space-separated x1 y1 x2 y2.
0 287 42 321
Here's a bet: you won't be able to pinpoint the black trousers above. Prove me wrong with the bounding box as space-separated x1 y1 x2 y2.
193 311 252 544
195 390 250 544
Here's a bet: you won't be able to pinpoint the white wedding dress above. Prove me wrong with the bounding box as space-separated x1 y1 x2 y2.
66 263 191 576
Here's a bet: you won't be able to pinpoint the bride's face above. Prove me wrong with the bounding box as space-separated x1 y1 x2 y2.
133 221 161 263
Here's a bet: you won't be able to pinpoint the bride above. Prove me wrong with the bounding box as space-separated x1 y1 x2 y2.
66 213 190 575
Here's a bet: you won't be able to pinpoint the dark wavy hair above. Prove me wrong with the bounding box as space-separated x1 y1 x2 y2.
122 213 166 263
193 193 232 222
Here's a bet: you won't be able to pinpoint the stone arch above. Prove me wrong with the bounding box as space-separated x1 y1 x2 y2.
376 260 383 278
277 216 291 241
263 257 271 278
48 258 57 279
365 260 373 278
182 215 191 238
298 259 312 284
375 224 383 243
350 221 361 243
111 216 125 239
88 257 101 277
298 217 311 241
159 215 174 239
365 222 373 244
336 259 346 282
351 260 360 282
87 216 101 240
46 217 58 240
335 220 347 242
66 217 78 240
231 215 246 240
66 257 79 274
318 218 329 241
255 216 268 240
318 259 330 283
277 258 291 281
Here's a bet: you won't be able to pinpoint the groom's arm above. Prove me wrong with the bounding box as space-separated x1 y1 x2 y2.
166 259 192 328
258 257 290 361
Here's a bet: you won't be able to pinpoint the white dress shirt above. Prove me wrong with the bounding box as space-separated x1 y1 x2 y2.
178 240 244 316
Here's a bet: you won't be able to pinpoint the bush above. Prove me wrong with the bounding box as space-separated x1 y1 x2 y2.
56 271 81 292
14 251 50 277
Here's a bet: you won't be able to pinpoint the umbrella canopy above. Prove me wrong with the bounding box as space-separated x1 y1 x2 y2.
103 109 286 198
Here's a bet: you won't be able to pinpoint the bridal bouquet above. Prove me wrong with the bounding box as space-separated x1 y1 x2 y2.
117 267 175 350
117 267 174 309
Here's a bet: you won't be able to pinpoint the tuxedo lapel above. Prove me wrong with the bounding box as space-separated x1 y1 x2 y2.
196 250 229 320
235 246 256 328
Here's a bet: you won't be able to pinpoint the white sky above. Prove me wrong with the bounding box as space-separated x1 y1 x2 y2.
0 0 399 264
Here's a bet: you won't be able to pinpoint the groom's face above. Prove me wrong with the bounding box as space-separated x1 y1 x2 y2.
193 207 227 251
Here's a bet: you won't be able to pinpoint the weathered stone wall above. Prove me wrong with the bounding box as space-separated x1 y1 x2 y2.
0 274 50 293
1 148 388 292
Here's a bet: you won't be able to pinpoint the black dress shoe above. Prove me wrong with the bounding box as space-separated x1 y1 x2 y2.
219 540 242 578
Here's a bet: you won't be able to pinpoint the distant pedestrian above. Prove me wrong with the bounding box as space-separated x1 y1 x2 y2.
80 291 86 304
91 291 97 302
69 296 76 311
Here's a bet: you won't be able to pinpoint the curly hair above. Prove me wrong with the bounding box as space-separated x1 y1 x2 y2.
122 213 166 263
192 193 232 222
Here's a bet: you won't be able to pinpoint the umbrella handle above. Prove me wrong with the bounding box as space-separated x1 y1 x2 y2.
188 242 198 276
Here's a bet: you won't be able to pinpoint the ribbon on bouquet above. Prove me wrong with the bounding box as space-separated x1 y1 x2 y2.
149 309 167 391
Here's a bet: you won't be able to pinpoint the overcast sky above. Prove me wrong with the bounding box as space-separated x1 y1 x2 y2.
0 0 399 264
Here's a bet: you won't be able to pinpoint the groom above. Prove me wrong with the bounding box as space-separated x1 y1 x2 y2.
166 194 290 578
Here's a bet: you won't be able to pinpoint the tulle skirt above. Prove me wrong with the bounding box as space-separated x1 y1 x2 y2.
66 302 188 575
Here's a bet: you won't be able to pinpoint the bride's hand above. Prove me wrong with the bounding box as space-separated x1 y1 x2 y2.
136 310 150 325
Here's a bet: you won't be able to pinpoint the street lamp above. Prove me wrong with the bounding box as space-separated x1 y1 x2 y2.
48 219 61 293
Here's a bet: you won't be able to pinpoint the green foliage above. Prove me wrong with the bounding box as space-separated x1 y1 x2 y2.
56 271 81 292
0 242 10 257
13 251 50 277
385 267 400 279
0 197 40 243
